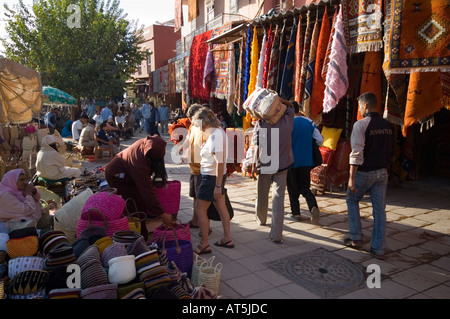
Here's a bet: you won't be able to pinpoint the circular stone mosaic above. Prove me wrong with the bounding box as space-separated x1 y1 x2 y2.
266 248 366 298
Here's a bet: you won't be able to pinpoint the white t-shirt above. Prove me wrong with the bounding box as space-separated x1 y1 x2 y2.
72 120 84 140
200 127 228 176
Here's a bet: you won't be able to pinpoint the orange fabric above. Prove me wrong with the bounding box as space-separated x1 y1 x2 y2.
403 71 443 137
358 51 382 120
310 7 331 123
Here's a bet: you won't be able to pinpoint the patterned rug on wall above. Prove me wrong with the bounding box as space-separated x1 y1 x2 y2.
265 248 368 298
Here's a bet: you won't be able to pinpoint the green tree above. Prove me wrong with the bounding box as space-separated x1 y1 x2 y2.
1 0 147 100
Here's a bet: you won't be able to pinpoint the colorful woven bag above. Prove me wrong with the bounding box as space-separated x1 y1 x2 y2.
81 188 126 221
156 228 193 278
123 198 147 234
76 208 129 238
154 180 181 215
151 220 191 243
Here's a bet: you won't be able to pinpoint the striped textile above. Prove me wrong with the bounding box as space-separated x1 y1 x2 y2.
280 17 298 101
248 26 259 96
303 13 320 118
311 6 332 123
294 15 303 103
234 40 245 114
267 25 280 91
256 31 267 89
323 5 349 114
262 25 274 89
243 27 253 101
322 8 338 81
276 20 288 93
299 11 313 109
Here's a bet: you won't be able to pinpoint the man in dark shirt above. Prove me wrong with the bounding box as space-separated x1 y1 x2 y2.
345 92 394 260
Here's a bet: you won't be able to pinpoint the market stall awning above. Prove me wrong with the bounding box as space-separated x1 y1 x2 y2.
42 86 77 106
0 58 43 124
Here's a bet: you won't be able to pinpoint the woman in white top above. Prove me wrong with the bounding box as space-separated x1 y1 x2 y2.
192 108 234 255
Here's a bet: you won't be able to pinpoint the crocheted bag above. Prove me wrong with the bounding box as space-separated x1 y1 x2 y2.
81 188 126 221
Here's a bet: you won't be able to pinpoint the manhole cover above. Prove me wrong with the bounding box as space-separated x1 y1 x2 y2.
266 248 367 298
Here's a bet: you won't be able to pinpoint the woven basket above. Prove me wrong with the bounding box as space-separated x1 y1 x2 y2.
154 180 181 215
151 220 191 243
81 188 125 221
76 208 129 238
157 229 193 277
197 260 222 295
54 187 93 230
123 198 147 235
191 254 215 287
53 218 77 244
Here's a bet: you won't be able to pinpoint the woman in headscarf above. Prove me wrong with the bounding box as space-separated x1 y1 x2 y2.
61 120 73 138
35 135 82 180
105 135 173 240
0 169 44 223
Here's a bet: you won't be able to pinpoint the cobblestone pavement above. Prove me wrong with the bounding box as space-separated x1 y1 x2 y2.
82 129 450 299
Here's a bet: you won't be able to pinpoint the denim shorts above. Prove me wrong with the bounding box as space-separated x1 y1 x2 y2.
197 174 226 202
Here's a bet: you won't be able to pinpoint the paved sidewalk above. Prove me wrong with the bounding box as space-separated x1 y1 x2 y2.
88 130 450 299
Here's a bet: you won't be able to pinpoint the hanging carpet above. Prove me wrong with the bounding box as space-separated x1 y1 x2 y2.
384 0 450 74
341 0 383 53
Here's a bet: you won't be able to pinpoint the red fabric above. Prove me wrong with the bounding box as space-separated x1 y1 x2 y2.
311 7 331 122
189 30 213 102
310 164 328 194
319 146 335 166
332 140 351 172
327 166 349 187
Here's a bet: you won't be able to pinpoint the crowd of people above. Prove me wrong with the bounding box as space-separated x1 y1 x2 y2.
1 91 392 266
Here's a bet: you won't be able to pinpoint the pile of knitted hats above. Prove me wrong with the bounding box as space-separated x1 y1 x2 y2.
0 223 201 299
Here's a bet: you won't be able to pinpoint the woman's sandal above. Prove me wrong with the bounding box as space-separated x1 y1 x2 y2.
213 239 235 249
194 244 212 255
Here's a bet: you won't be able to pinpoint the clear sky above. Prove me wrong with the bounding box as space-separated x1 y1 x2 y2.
0 0 176 53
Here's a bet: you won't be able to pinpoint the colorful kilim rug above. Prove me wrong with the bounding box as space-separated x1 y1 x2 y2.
280 17 298 101
386 0 450 74
211 24 232 99
267 25 280 92
341 0 383 53
311 6 332 123
323 5 349 114
189 30 213 102
442 72 450 109
303 14 320 118
358 51 382 120
299 11 313 107
294 15 304 103
403 71 444 137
